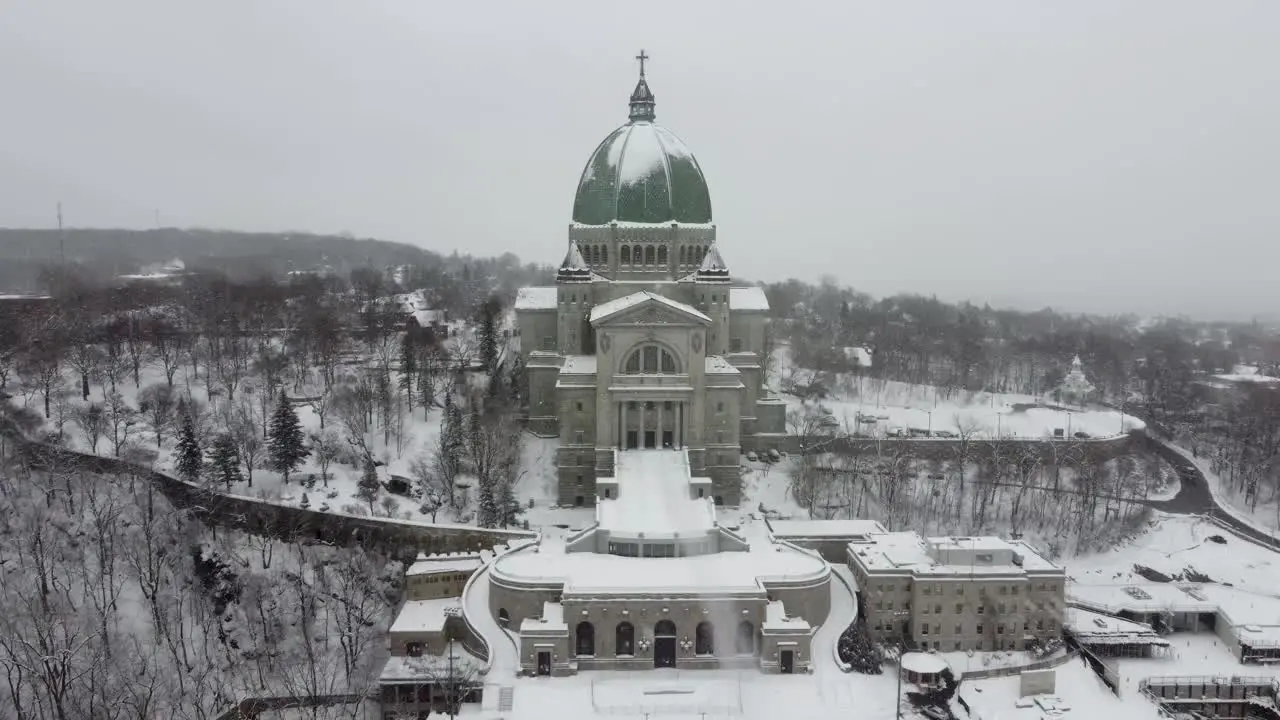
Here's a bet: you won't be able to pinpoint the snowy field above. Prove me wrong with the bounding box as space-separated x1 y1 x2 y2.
773 344 1144 440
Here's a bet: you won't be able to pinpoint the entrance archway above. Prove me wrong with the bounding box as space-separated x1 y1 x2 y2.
654 620 677 668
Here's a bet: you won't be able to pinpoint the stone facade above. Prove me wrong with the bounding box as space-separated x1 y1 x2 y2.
848 534 1066 653
515 73 787 507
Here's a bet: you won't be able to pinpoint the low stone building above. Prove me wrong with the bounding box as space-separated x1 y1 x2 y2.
378 552 487 717
848 532 1066 652
488 449 831 676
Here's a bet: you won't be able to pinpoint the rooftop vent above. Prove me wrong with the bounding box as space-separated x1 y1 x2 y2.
1123 586 1153 600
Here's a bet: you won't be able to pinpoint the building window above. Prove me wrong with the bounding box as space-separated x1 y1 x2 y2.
695 621 714 655
657 245 668 265
574 495 584 507
977 624 984 635
645 245 656 265
576 401 584 412
574 431 585 444
955 603 963 614
576 622 595 657
406 642 423 657
616 622 635 656
997 624 1005 635
621 245 631 265
730 337 743 352
921 624 929 636
955 625 962 635
934 604 941 614
623 344 677 374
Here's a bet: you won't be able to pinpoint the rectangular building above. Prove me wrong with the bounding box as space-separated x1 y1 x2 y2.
847 532 1065 652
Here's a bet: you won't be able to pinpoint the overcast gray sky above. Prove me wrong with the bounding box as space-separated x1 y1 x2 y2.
2 1 1277 319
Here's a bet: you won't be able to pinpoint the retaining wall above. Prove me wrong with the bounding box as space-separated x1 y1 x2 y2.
19 442 535 562
781 430 1138 463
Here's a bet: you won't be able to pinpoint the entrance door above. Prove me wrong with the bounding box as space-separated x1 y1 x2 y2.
644 431 656 449
626 430 638 449
654 637 676 668
662 430 673 448
780 650 794 674
536 651 551 676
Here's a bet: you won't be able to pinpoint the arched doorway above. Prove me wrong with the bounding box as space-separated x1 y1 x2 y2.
576 621 595 657
498 609 510 628
654 620 677 668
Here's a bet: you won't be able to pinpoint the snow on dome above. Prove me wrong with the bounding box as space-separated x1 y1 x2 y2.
900 652 948 675
571 121 712 225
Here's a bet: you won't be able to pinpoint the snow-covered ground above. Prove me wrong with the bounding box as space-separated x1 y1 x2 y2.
1169 441 1280 538
774 345 1143 440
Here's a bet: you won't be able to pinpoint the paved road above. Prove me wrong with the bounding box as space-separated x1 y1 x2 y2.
1142 435 1280 550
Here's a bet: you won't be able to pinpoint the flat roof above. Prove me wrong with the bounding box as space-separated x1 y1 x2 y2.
561 355 598 374
1064 607 1170 646
389 598 462 634
379 648 483 683
769 519 886 539
1068 582 1280 642
763 600 811 632
849 532 1060 575
494 536 829 595
515 286 557 310
729 286 769 311
406 551 484 576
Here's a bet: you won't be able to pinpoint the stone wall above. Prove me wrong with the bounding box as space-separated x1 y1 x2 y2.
782 430 1138 464
19 442 535 563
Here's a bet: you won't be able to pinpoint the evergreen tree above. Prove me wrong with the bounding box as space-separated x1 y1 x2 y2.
268 392 310 485
208 433 244 491
477 474 497 528
497 476 523 528
399 330 417 411
357 455 381 511
175 413 202 483
477 295 500 371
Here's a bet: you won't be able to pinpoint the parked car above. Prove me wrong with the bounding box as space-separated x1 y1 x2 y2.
933 430 956 438
1073 431 1091 439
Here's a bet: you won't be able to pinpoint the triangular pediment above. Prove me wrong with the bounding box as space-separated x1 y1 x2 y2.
589 291 711 327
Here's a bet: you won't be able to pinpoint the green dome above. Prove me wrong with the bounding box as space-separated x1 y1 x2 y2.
571 121 713 225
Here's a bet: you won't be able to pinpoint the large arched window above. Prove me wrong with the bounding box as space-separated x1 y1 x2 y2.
623 345 677 374
736 620 755 654
655 619 677 637
616 622 635 656
601 245 608 264
679 245 687 267
695 621 714 656
645 245 656 265
621 245 631 265
657 246 668 265
576 621 595 657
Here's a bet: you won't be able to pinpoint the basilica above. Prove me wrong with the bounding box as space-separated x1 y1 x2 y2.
515 53 786 508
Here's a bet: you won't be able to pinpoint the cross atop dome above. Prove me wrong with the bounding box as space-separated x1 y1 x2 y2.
628 49 656 123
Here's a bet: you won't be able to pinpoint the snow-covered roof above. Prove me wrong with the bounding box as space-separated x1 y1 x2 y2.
515 286 557 311
406 551 484 576
521 602 567 633
494 531 828 595
729 286 769 311
596 450 715 536
561 355 598 375
769 520 886 540
389 598 463 634
379 648 483 683
762 600 811 632
849 532 1061 576
1063 607 1170 646
1069 582 1280 643
705 356 740 375
590 290 710 324
900 652 948 675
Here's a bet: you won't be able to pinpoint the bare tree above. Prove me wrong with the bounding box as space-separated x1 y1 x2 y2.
410 452 447 522
104 390 140 457
228 399 264 486
139 382 177 447
310 429 342 487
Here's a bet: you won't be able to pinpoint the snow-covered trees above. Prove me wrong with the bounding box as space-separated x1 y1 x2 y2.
268 392 309 485
477 295 501 372
139 382 176 447
175 413 202 483
210 432 245 490
357 455 381 511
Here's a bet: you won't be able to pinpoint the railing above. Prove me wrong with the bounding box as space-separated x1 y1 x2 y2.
956 648 1079 681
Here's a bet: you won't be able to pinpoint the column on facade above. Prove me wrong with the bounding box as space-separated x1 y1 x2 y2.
657 401 665 448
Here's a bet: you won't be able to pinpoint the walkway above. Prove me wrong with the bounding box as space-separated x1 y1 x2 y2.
462 553 521 679
813 564 859 684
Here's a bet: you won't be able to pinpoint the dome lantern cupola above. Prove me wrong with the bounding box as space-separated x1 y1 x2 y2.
628 49 656 123
571 51 713 225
